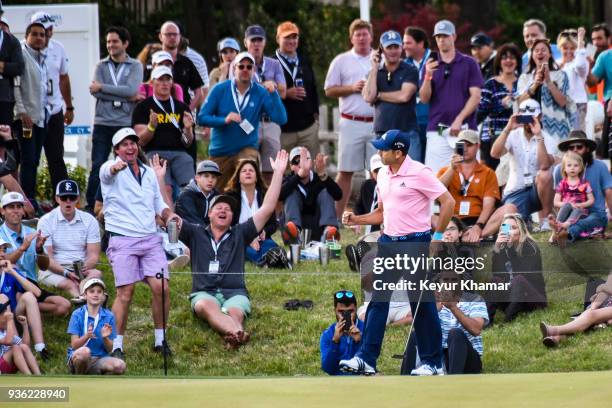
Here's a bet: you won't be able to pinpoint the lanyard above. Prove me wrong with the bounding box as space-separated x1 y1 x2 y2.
152 95 180 129
458 173 474 196
255 58 267 83
23 45 47 78
409 49 430 84
0 32 4 53
0 272 5 293
275 50 299 81
210 233 231 262
107 61 126 86
231 80 251 114
83 308 100 346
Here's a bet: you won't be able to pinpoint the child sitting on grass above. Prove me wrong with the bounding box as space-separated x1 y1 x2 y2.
0 294 41 375
66 278 126 375
549 151 594 246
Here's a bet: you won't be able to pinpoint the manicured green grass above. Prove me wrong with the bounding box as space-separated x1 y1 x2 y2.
27 229 612 377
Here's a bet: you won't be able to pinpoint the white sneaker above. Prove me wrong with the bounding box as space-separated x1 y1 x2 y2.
410 364 445 376
538 219 552 232
339 356 376 375
168 254 190 271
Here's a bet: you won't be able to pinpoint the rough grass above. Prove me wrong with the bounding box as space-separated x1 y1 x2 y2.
32 229 612 377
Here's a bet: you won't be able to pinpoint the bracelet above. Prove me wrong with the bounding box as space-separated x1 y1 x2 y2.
147 123 156 132
432 231 444 241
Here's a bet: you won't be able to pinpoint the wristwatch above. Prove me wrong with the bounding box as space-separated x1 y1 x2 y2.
476 222 485 230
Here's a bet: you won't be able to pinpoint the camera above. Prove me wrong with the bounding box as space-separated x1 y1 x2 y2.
455 141 465 157
516 115 534 125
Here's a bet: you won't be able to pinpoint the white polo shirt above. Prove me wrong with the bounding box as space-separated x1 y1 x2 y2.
45 38 69 115
503 128 557 196
100 157 168 237
324 48 374 117
37 207 100 264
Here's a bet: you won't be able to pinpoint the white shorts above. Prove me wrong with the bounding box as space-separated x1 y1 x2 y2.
38 269 67 288
357 302 412 325
337 118 375 172
259 121 282 172
425 131 455 176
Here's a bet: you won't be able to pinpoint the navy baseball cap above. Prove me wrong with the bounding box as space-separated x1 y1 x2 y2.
56 179 80 197
470 33 493 48
371 130 410 152
380 30 402 48
245 25 266 40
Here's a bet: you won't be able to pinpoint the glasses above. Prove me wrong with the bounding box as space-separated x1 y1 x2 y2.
162 32 179 37
59 195 79 202
567 144 585 151
560 30 578 38
335 291 354 300
237 64 253 71
290 157 300 166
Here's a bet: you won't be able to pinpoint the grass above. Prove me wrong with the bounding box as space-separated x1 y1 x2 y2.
21 229 612 377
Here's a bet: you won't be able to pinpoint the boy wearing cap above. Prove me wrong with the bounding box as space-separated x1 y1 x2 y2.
198 51 287 190
420 19 484 175
470 33 496 80
133 65 195 198
176 160 221 224
66 278 125 375
37 180 102 300
320 290 364 375
209 38 240 88
491 99 556 224
100 127 182 357
86 26 143 212
274 21 320 159
363 30 420 162
279 147 342 243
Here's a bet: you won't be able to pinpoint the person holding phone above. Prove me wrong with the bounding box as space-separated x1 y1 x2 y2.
490 99 556 228
319 290 364 375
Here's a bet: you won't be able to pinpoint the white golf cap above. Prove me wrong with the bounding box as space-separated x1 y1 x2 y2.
151 50 173 66
30 11 54 29
433 19 456 36
369 154 383 172
0 238 12 249
1 191 25 208
112 127 139 147
81 278 106 295
151 65 173 80
518 99 541 117
234 51 256 65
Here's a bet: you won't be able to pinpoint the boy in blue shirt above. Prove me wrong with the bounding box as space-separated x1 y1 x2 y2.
66 278 125 375
319 290 364 375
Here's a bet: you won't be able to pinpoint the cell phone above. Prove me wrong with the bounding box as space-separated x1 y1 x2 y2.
377 45 383 57
516 115 534 124
342 310 353 332
455 141 465 156
295 78 304 88
429 51 438 61
501 223 510 234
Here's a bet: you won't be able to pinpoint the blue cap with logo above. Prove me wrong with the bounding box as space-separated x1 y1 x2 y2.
380 30 402 48
371 129 410 152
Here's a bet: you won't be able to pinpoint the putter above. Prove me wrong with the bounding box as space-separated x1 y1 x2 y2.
156 271 168 376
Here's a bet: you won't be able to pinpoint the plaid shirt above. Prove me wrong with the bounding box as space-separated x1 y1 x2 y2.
478 78 516 141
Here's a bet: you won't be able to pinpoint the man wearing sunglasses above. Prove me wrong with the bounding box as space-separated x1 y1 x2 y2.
553 131 612 242
420 19 483 175
37 180 102 301
320 290 364 375
363 30 420 162
199 52 287 190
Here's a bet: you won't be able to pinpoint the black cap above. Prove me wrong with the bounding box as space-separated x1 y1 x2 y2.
209 194 238 212
245 25 266 40
55 179 80 197
470 32 492 48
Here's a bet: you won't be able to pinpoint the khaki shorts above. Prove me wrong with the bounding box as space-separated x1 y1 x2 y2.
259 121 282 172
210 147 259 191
69 356 116 375
281 121 319 159
38 270 67 288
337 118 375 172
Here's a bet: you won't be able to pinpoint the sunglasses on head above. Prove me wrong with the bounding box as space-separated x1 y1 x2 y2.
519 106 538 113
59 195 79 202
237 64 253 71
335 290 354 300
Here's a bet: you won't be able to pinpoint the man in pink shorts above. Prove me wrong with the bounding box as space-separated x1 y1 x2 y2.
100 127 182 359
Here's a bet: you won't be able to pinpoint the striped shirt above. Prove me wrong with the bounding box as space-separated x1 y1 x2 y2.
185 47 209 87
478 78 516 141
37 208 101 265
438 293 489 355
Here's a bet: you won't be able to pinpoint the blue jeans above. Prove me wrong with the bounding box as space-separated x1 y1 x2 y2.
356 232 442 369
568 211 608 241
399 130 422 163
246 238 278 264
16 121 45 211
86 125 124 209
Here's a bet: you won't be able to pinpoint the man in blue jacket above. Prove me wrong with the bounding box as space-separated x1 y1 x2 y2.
198 51 287 190
319 290 364 375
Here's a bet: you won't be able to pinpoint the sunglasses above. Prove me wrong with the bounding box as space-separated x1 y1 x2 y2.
237 64 253 71
291 157 301 166
387 71 392 84
567 144 585 151
443 65 451 79
335 291 354 300
59 195 79 202
560 30 578 38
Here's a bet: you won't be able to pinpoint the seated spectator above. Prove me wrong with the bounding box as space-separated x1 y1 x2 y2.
209 38 240 89
491 100 556 229
138 51 184 102
539 272 612 347
179 151 288 350
225 159 287 267
436 130 500 241
439 217 477 280
279 147 341 244
488 213 547 323
132 66 195 198
442 216 466 242
552 131 611 242
402 270 488 375
0 125 35 217
175 160 221 225
36 180 103 301
0 192 71 318
354 153 383 234
0 296 41 375
0 252 48 362
66 278 126 375
320 290 364 375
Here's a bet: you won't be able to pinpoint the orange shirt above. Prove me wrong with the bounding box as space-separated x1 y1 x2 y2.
437 162 500 219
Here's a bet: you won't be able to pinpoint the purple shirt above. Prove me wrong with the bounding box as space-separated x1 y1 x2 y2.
426 52 483 131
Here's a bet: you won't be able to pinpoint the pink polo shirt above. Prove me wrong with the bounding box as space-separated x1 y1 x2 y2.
376 156 447 236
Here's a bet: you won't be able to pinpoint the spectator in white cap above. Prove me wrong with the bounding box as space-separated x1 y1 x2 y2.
37 180 103 302
198 51 287 190
132 65 195 202
209 38 240 88
86 26 143 213
420 19 484 175
100 127 182 358
176 160 221 225
491 99 556 226
137 50 184 102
